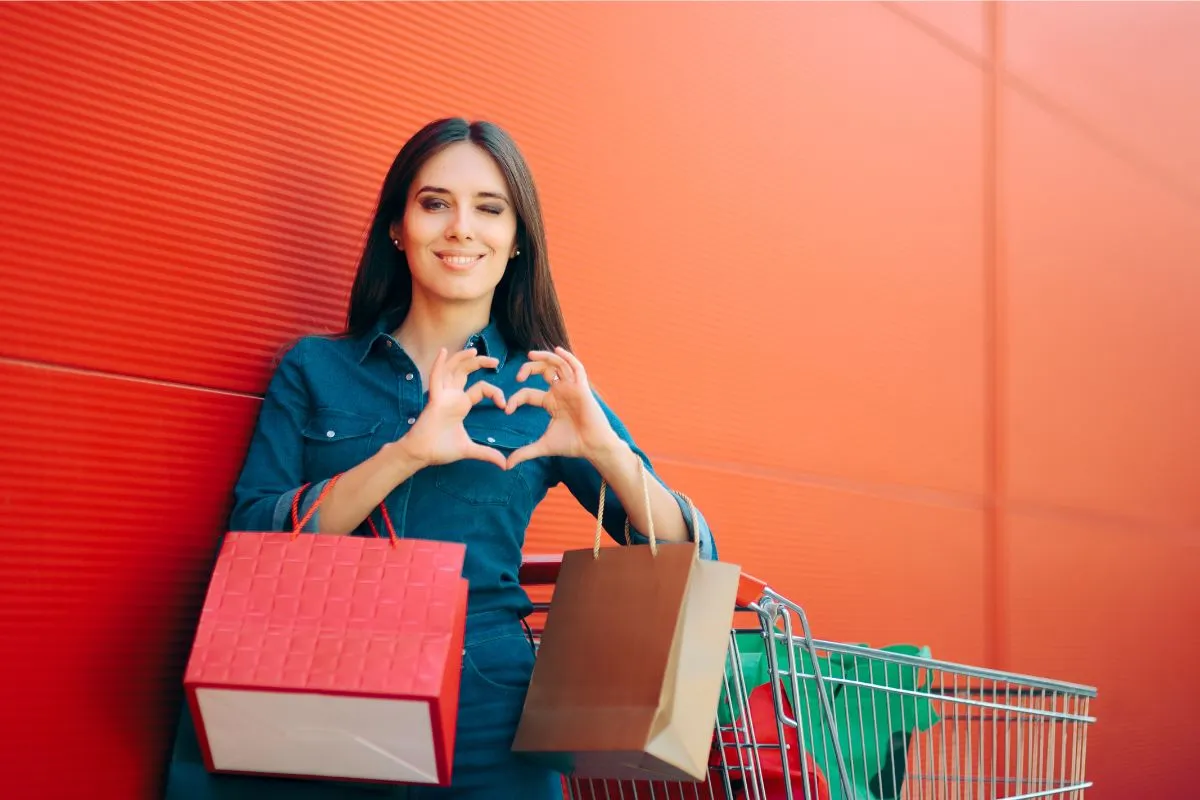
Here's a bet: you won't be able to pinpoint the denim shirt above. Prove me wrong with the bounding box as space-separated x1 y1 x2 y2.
229 313 718 618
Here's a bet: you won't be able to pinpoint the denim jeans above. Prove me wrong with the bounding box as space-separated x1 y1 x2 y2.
164 610 564 800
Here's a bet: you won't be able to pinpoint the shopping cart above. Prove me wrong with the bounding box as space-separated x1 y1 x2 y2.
519 555 1097 800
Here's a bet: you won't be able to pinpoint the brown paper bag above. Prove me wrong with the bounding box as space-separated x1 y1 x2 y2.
512 462 741 781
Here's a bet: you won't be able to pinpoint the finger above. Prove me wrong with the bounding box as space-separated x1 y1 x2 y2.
453 354 500 382
427 348 449 392
555 347 588 382
527 349 575 381
505 387 548 414
516 360 538 383
527 350 575 382
517 359 567 387
432 347 449 372
467 380 507 408
463 442 507 469
444 347 478 375
446 346 478 367
507 438 552 469
444 347 490 375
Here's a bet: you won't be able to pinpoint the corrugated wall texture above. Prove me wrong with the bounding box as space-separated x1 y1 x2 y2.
0 2 1195 797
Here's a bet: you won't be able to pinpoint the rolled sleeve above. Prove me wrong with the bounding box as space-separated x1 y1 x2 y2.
623 488 718 561
269 479 329 534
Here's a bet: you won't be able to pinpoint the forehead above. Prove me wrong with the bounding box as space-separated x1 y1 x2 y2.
412 142 509 196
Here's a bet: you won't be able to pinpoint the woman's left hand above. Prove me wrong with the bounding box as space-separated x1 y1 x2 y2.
504 347 619 469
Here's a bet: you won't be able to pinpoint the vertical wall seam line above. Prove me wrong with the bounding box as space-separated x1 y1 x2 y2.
983 1 1008 671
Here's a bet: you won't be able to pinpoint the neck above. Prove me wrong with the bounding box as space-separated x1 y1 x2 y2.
394 291 492 370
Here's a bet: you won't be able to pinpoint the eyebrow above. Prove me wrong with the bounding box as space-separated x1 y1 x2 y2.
415 185 510 202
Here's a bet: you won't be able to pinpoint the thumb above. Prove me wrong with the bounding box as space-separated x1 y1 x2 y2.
463 442 507 470
506 437 552 470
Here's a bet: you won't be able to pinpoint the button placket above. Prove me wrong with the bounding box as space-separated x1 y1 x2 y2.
395 351 424 433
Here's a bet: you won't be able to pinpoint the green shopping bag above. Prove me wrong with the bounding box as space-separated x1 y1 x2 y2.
716 629 850 730
716 632 941 800
716 631 770 725
823 645 941 800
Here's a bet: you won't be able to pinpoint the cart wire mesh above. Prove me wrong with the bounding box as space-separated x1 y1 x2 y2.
528 580 1097 800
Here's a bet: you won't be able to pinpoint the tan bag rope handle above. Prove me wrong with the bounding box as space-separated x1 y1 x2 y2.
592 457 702 559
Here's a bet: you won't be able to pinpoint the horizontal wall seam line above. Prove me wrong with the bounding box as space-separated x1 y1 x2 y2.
652 453 983 511
652 453 1198 538
0 356 261 400
4 358 1192 539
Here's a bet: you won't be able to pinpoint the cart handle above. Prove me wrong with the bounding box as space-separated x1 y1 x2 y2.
519 553 770 608
518 554 563 585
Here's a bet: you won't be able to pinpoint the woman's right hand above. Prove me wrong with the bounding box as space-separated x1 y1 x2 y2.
396 347 508 469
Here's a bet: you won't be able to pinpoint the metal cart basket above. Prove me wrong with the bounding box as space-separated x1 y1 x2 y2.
519 556 1097 800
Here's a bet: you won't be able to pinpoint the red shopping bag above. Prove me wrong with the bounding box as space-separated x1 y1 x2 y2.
183 477 468 786
712 680 828 800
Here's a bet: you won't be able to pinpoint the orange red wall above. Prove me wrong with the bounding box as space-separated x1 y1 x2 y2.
1 2 1196 797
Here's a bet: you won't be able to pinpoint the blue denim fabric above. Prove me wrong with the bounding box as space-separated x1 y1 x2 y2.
164 610 564 799
228 311 718 619
407 610 565 800
167 313 718 795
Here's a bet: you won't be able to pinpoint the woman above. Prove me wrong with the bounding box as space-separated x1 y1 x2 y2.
166 117 717 799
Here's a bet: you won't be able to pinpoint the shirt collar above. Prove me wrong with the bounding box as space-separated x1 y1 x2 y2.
355 311 510 370
465 318 510 369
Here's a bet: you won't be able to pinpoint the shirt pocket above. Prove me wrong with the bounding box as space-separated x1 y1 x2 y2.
433 420 538 506
300 408 383 479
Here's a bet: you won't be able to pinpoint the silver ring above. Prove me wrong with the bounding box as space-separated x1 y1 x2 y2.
551 372 560 383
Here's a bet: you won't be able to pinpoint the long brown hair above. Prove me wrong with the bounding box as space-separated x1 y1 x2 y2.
345 117 571 352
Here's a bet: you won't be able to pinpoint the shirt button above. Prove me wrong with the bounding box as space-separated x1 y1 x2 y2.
385 340 393 348
407 417 416 425
325 430 335 438
405 373 414 381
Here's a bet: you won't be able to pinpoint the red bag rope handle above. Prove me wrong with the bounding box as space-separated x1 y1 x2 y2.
288 472 399 546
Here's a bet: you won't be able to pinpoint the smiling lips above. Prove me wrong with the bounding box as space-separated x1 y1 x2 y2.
436 252 485 270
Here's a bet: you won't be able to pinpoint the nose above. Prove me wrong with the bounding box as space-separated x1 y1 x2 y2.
444 206 475 241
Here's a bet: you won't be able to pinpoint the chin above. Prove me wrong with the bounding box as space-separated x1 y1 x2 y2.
411 260 504 304
426 279 500 305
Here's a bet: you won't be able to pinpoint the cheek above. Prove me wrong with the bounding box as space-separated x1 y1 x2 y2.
488 220 518 254
400 214 433 249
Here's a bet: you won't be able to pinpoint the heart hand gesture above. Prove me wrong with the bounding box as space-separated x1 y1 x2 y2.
402 347 508 469
504 347 619 469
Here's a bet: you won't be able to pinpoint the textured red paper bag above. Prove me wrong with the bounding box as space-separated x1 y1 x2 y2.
183 531 467 786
